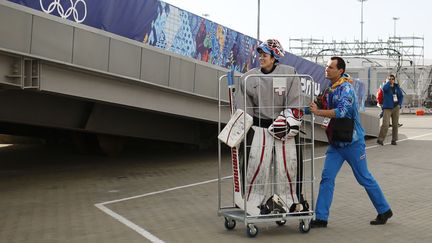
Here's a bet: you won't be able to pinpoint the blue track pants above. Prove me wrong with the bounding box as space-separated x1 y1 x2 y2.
315 141 390 221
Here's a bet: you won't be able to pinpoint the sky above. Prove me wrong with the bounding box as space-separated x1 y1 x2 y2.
162 0 431 61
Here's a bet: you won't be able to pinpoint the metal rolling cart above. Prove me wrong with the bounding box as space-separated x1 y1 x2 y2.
217 72 316 238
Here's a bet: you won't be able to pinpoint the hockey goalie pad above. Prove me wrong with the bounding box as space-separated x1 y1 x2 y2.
268 108 303 140
243 127 273 216
274 138 299 208
241 127 299 216
218 109 253 148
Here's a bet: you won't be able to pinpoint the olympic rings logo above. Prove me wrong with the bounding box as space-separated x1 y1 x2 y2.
40 0 87 23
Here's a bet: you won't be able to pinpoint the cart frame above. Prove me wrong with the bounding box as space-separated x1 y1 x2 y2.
217 73 317 237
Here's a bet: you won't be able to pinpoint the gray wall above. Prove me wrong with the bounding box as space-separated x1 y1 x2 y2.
0 2 379 142
0 2 229 101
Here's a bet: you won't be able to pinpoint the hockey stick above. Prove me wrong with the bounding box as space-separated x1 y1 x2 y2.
227 70 244 206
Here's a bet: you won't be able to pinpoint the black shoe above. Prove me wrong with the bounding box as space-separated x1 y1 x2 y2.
391 141 397 145
370 209 393 225
398 123 403 127
311 219 328 228
377 140 384 146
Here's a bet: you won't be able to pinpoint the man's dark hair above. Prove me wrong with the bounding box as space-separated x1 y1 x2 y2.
331 56 346 74
388 74 396 80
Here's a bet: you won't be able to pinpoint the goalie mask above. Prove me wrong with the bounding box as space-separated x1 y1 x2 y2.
268 108 303 140
256 39 285 60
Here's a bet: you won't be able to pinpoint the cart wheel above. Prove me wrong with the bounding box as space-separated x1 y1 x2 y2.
224 218 236 230
299 219 311 233
246 224 259 238
276 220 286 226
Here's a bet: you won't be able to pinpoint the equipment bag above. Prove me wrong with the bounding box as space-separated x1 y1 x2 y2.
325 118 354 143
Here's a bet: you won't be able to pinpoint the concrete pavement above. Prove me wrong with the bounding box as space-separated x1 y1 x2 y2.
0 114 431 242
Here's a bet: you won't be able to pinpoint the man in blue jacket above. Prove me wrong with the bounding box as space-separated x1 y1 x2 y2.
309 57 393 228
377 74 404 145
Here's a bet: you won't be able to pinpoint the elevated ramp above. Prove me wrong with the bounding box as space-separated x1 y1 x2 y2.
0 1 378 144
0 1 234 145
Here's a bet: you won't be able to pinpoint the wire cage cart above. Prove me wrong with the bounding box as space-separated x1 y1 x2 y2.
217 72 316 238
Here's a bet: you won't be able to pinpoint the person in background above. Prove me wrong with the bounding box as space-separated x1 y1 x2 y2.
377 79 403 127
376 74 404 145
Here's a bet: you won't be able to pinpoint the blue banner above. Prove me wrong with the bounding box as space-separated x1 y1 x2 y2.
9 0 159 41
9 0 335 95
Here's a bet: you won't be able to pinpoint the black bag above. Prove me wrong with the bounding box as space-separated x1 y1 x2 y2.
325 118 354 143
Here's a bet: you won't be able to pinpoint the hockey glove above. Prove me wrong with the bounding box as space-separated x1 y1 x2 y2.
268 115 288 140
268 108 303 140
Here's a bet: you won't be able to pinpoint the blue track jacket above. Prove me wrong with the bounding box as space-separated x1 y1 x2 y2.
381 81 403 109
327 82 365 147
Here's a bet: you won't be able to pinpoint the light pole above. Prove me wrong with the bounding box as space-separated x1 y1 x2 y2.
392 17 399 38
391 17 399 57
358 0 367 54
257 0 261 40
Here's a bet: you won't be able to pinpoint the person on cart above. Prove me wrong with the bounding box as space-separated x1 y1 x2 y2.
234 39 306 215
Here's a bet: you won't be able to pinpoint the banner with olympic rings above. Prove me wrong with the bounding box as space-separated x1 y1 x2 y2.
8 0 367 104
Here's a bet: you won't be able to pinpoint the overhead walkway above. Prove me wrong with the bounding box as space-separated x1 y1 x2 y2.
0 1 236 147
0 1 378 147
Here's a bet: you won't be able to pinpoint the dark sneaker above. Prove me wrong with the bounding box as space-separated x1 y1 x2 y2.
377 140 384 146
391 141 397 145
370 209 393 225
311 219 328 228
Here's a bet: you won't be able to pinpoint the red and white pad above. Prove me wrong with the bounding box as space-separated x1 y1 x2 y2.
236 126 299 216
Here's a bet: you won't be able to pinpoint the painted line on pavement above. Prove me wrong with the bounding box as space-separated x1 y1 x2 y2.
95 203 164 243
95 131 432 242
